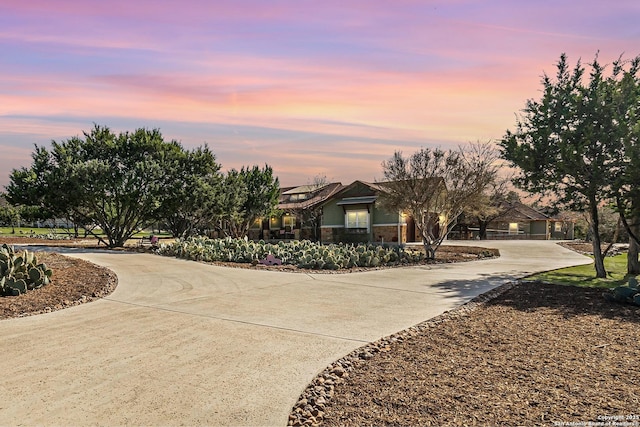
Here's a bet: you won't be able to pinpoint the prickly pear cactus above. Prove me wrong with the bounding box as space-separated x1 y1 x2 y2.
0 244 53 296
157 237 426 270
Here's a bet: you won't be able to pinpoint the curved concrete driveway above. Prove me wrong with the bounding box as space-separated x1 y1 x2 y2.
0 241 590 426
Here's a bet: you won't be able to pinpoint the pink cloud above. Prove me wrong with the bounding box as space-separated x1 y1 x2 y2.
1 0 639 190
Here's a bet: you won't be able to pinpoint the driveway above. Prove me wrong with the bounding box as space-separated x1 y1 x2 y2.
0 241 591 426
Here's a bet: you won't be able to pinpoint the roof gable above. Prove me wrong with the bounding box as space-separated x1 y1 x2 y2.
332 180 380 199
493 201 550 222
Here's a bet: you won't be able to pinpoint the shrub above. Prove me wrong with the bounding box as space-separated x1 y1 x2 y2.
603 277 640 306
156 237 425 270
0 244 53 296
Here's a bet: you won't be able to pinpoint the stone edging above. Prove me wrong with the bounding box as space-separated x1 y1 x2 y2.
287 280 522 427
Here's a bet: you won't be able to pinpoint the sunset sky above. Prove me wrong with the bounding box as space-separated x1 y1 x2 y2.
1 1 639 189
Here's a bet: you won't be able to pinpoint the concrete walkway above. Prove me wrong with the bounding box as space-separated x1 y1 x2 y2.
0 241 591 426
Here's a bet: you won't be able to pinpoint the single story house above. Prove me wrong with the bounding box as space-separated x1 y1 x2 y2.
319 180 423 244
248 182 343 241
465 201 575 240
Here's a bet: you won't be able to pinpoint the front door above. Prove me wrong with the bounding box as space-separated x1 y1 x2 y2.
407 217 416 242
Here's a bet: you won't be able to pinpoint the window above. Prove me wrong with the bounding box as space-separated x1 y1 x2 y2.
554 222 562 232
508 223 518 234
283 215 295 229
346 210 369 229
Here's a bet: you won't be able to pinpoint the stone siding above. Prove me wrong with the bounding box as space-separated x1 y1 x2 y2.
321 227 336 243
372 225 400 243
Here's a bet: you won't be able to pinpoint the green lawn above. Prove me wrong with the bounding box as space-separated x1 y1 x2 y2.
528 253 635 289
0 226 172 239
0 227 73 235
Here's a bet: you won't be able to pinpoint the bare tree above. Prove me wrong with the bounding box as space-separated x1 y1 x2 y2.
303 174 329 241
378 142 500 259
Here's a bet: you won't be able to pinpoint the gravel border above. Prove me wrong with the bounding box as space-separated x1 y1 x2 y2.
287 280 521 426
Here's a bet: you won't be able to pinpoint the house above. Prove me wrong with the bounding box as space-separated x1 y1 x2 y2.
462 201 575 240
319 180 422 244
248 182 343 241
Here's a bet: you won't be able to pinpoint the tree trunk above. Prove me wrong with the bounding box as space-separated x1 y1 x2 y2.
615 198 640 275
479 220 488 240
423 240 436 260
589 200 607 278
628 218 640 275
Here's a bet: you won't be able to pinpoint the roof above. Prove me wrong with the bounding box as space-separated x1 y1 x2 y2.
327 178 444 201
493 201 550 222
282 184 324 195
336 196 378 206
327 180 386 201
359 181 388 193
277 182 343 211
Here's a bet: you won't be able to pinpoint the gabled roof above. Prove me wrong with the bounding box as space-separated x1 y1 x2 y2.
328 180 384 201
277 182 344 211
492 201 550 222
282 184 324 195
360 181 388 193
330 178 444 199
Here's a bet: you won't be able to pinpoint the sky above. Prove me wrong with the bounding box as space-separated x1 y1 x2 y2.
1 0 639 189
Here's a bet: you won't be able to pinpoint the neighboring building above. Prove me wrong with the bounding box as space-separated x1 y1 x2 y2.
248 182 343 241
459 201 575 240
319 180 422 244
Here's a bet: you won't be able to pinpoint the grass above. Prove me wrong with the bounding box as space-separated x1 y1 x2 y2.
0 227 75 235
528 253 635 289
0 227 172 239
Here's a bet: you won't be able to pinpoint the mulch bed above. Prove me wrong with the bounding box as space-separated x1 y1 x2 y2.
289 253 640 426
311 283 640 426
0 252 117 320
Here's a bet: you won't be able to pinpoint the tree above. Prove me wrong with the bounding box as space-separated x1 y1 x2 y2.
500 53 640 278
302 175 328 241
608 57 640 274
467 181 519 240
158 145 223 238
0 203 20 233
6 125 211 248
379 142 500 259
218 165 279 238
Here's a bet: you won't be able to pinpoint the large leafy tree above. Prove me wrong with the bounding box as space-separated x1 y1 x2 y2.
158 145 223 238
608 57 640 274
0 202 20 233
218 165 280 238
6 125 213 247
500 53 640 278
379 142 499 259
